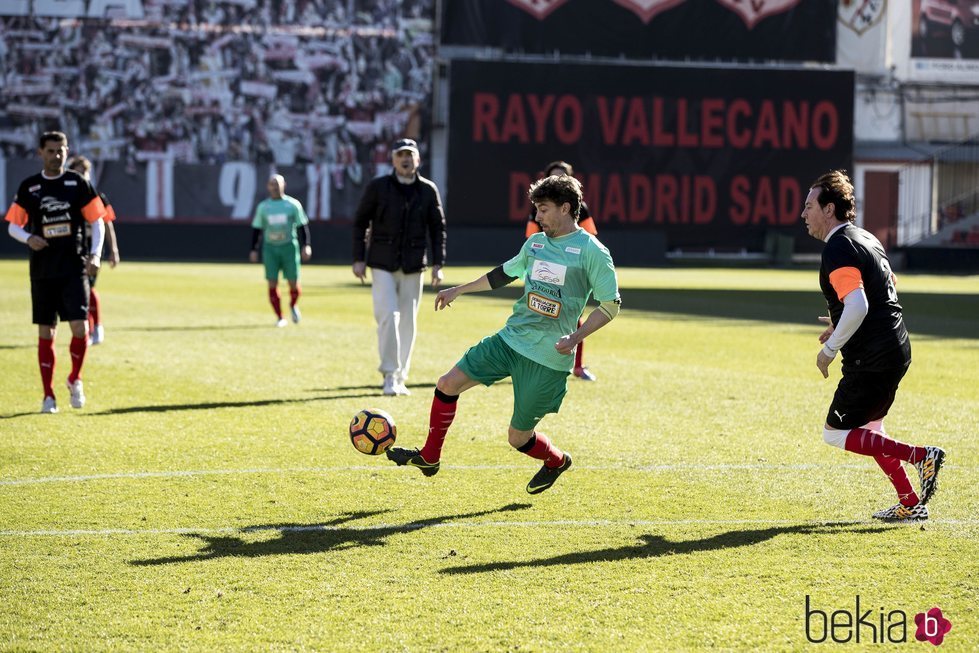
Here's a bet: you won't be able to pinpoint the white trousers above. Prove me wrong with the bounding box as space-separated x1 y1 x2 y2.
371 268 423 380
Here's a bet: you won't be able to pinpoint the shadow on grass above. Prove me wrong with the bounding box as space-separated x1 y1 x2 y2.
115 324 275 332
130 503 532 566
479 286 978 339
310 382 437 393
439 522 893 575
84 391 387 416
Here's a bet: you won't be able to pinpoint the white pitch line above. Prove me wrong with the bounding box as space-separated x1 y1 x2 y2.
1 462 940 487
1 518 978 538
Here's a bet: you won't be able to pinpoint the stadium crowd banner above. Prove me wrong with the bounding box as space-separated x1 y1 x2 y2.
446 59 854 250
441 0 836 63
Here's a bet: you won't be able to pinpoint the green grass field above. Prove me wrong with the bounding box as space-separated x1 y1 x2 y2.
1 260 977 651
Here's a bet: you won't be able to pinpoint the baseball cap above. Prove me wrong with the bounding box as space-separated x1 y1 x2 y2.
392 138 419 153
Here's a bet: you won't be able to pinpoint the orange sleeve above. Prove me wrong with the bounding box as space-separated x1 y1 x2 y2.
525 220 541 238
81 195 107 224
104 204 117 223
4 202 28 227
828 266 864 301
579 216 598 235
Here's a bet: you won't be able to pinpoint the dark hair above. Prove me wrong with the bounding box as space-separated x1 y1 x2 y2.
528 174 583 220
811 170 856 223
67 155 91 174
39 131 68 149
544 160 573 176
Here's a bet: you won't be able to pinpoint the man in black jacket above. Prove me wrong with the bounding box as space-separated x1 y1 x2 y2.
353 138 446 396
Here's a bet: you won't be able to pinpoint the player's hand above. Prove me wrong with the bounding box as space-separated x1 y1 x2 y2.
86 255 101 277
108 249 120 268
352 261 367 284
249 250 259 264
555 334 579 355
817 316 835 344
301 245 312 262
27 235 48 251
434 286 462 311
816 349 834 379
431 265 443 289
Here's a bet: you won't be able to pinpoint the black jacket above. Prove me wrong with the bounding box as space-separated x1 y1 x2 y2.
353 173 446 273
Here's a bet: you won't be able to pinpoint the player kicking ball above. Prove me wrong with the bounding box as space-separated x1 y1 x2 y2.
386 174 621 494
804 170 945 523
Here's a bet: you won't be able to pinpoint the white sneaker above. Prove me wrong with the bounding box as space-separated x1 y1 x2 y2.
291 306 301 323
382 374 397 396
276 318 288 328
89 324 105 345
394 374 411 396
67 378 85 409
40 396 58 414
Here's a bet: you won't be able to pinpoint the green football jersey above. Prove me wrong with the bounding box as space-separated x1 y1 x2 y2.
499 228 619 372
251 195 308 247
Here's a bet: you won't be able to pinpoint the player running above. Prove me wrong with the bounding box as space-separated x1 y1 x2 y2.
804 170 945 522
249 174 311 327
4 131 106 413
387 174 621 494
526 160 600 381
67 156 120 345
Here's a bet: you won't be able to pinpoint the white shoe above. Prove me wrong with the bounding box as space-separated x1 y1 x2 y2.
67 378 85 409
89 324 104 345
276 318 288 328
40 396 58 414
291 306 301 323
393 374 411 396
382 374 397 396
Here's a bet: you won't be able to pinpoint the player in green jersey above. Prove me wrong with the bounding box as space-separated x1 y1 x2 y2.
249 174 311 326
387 174 621 494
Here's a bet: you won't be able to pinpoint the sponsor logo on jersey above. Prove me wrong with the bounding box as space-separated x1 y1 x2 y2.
40 197 71 215
28 185 41 193
528 280 561 299
530 260 567 286
531 242 545 250
267 212 288 225
42 223 72 238
565 246 581 254
527 292 561 318
64 180 77 186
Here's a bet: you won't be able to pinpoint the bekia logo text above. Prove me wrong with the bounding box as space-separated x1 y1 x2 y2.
805 596 951 645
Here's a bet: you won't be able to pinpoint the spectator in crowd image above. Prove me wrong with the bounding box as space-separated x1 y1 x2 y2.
352 137 445 397
67 155 120 346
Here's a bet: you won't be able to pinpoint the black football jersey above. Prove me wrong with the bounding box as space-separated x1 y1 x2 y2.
819 224 910 370
6 171 104 279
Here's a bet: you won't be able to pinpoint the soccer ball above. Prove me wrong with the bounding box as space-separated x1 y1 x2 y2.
349 408 397 455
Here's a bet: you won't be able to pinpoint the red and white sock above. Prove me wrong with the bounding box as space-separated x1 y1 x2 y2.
289 285 301 308
268 287 282 319
874 454 920 506
420 389 458 463
68 336 87 384
38 337 55 398
89 288 101 329
844 428 927 465
518 432 565 468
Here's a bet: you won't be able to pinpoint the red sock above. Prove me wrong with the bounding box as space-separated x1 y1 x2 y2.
520 432 565 468
38 338 55 398
89 288 101 327
68 336 87 384
289 285 300 308
268 287 282 318
874 455 920 506
845 428 927 464
420 389 458 463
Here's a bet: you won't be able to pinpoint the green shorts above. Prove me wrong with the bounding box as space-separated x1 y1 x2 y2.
262 243 300 281
456 334 569 431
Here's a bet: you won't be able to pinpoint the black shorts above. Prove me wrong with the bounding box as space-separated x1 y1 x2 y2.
31 275 90 325
825 364 910 429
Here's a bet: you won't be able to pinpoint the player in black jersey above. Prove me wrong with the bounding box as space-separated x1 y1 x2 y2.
803 170 945 523
68 155 120 346
4 132 107 413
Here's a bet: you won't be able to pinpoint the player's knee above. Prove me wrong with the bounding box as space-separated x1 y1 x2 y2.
507 427 533 449
436 371 460 396
822 427 849 449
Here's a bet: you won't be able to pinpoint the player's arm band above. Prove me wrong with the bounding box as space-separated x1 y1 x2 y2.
487 265 517 289
298 224 310 248
8 222 31 244
251 228 262 250
822 288 868 358
597 298 621 320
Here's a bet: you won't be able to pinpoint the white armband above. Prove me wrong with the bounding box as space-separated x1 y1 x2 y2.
8 222 31 244
822 288 868 358
89 218 105 256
